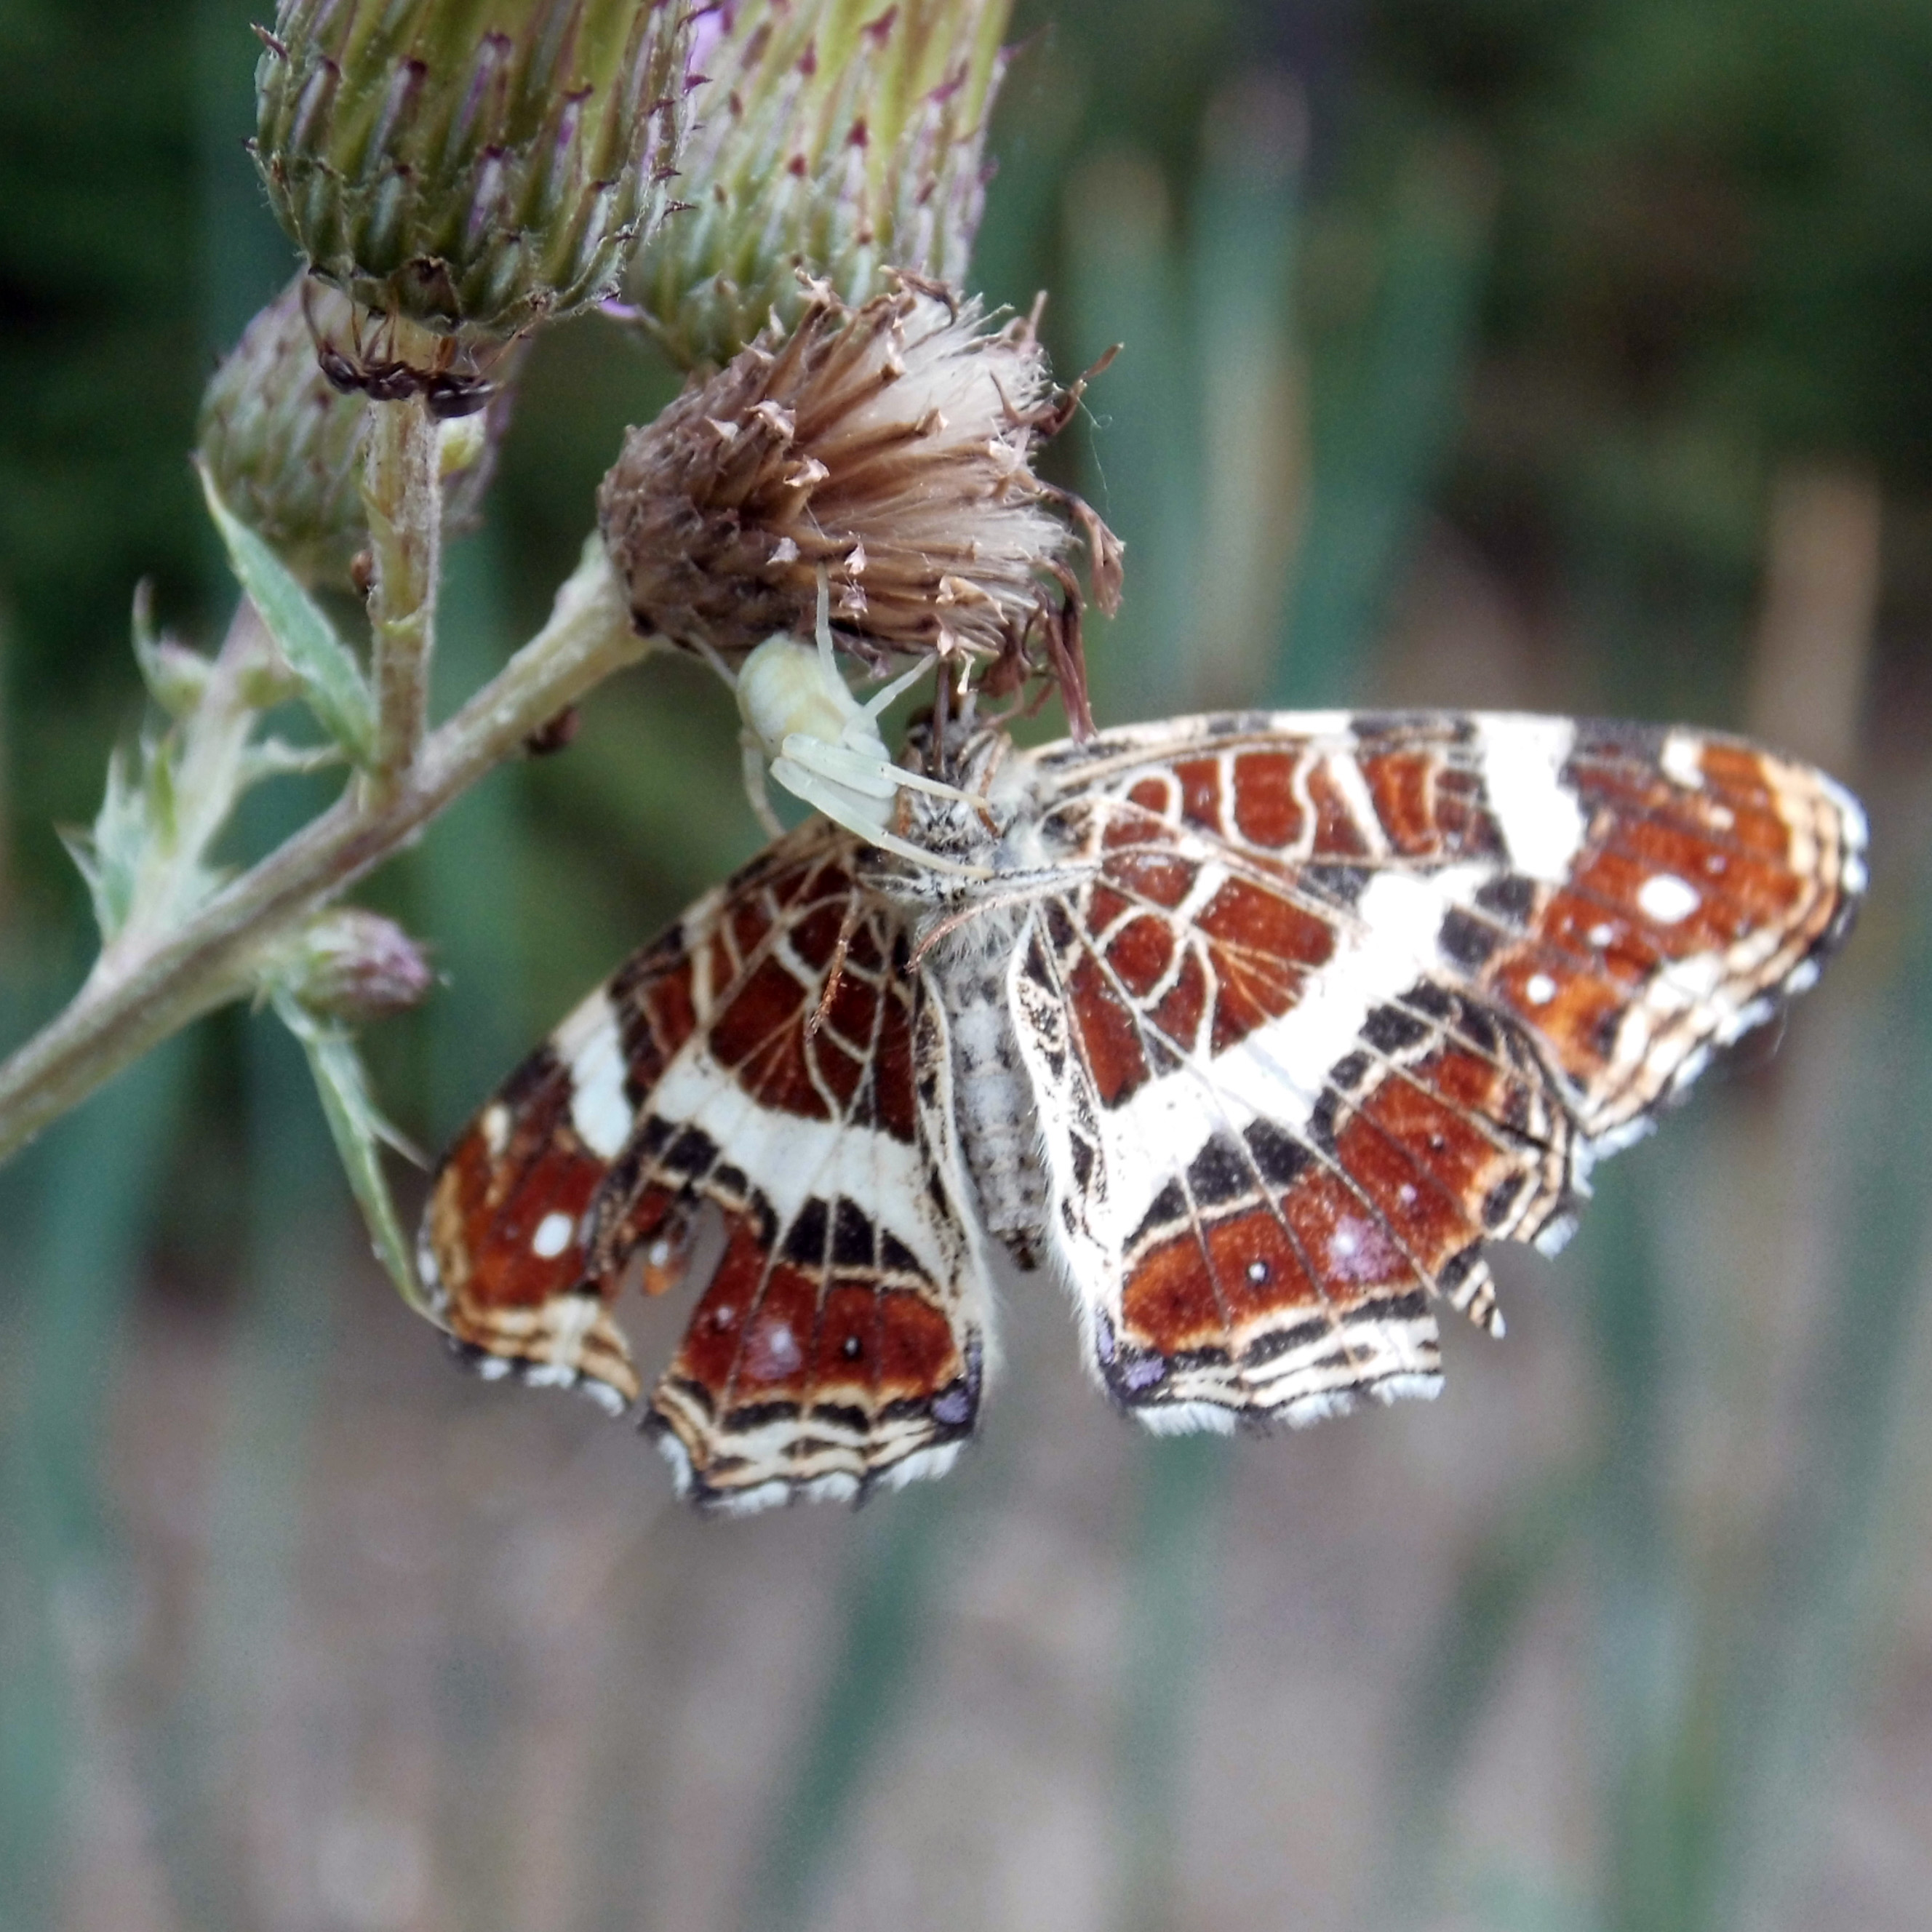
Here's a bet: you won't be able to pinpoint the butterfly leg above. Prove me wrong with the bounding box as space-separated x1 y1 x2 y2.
805 890 865 1040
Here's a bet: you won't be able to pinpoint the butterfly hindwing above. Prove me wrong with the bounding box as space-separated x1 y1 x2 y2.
1007 712 1866 1431
421 820 992 1512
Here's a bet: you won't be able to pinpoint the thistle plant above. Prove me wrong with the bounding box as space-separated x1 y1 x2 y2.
0 0 1111 1307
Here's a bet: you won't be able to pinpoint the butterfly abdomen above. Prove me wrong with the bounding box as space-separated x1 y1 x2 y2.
940 948 1050 1269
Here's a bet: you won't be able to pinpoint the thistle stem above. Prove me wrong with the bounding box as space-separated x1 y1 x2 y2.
362 392 440 795
0 542 652 1166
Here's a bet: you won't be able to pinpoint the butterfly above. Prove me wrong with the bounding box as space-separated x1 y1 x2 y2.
418 708 1865 1514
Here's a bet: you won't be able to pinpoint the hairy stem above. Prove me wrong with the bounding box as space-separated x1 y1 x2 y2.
0 542 653 1165
362 393 441 794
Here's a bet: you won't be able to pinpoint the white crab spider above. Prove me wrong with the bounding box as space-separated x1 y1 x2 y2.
723 575 993 877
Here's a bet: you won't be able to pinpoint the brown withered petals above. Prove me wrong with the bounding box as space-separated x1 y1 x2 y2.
596 282 1119 732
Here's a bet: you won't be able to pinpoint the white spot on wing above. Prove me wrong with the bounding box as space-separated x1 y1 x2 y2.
532 1211 574 1258
1661 730 1704 790
1637 874 1701 925
1525 972 1557 1006
1475 716 1587 882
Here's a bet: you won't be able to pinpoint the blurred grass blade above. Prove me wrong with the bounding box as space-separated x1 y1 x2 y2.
1115 1433 1229 1932
152 1008 346 1931
1186 76 1306 710
1712 871 1932 1928
743 1482 963 1932
0 1042 188 1931
1269 142 1493 708
198 460 378 767
271 988 431 1320
1064 150 1198 723
1378 1469 1592 1922
1579 1144 1702 1932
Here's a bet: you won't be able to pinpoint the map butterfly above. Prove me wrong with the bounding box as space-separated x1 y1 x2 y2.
420 710 1865 1513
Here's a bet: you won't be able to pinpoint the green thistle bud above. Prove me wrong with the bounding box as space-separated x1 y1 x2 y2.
196 274 521 590
629 0 1013 370
277 908 436 1021
252 0 692 370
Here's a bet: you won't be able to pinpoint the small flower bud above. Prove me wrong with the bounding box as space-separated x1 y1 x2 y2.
596 282 1120 728
252 0 692 377
197 274 520 590
279 908 436 1021
630 0 1013 370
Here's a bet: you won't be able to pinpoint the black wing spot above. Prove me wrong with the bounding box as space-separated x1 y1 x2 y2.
831 1198 875 1268
1362 1004 1429 1055
781 1196 831 1264
1244 1118 1312 1189
1439 909 1500 971
1476 874 1537 925
1187 1135 1249 1206
1303 863 1370 907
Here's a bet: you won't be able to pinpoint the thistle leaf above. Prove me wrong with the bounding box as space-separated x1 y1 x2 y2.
199 460 378 768
238 738 348 786
271 989 435 1320
70 747 151 942
131 580 212 719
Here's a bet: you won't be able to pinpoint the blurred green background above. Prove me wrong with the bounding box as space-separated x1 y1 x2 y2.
5 1 1932 1927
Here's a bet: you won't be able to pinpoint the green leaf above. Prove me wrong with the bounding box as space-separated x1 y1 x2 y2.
270 989 434 1321
130 580 209 719
237 738 348 787
198 460 378 768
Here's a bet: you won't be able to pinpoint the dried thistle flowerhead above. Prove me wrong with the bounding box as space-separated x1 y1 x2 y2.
196 274 520 591
252 0 692 390
629 0 1013 370
597 283 1120 730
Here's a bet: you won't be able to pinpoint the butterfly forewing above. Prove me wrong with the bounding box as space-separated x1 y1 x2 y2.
422 819 991 1512
1006 712 1865 1431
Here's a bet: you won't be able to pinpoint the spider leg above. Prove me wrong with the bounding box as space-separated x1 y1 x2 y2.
742 735 787 839
814 565 836 676
776 734 900 805
690 631 741 693
855 655 933 724
782 732 987 813
770 759 992 878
